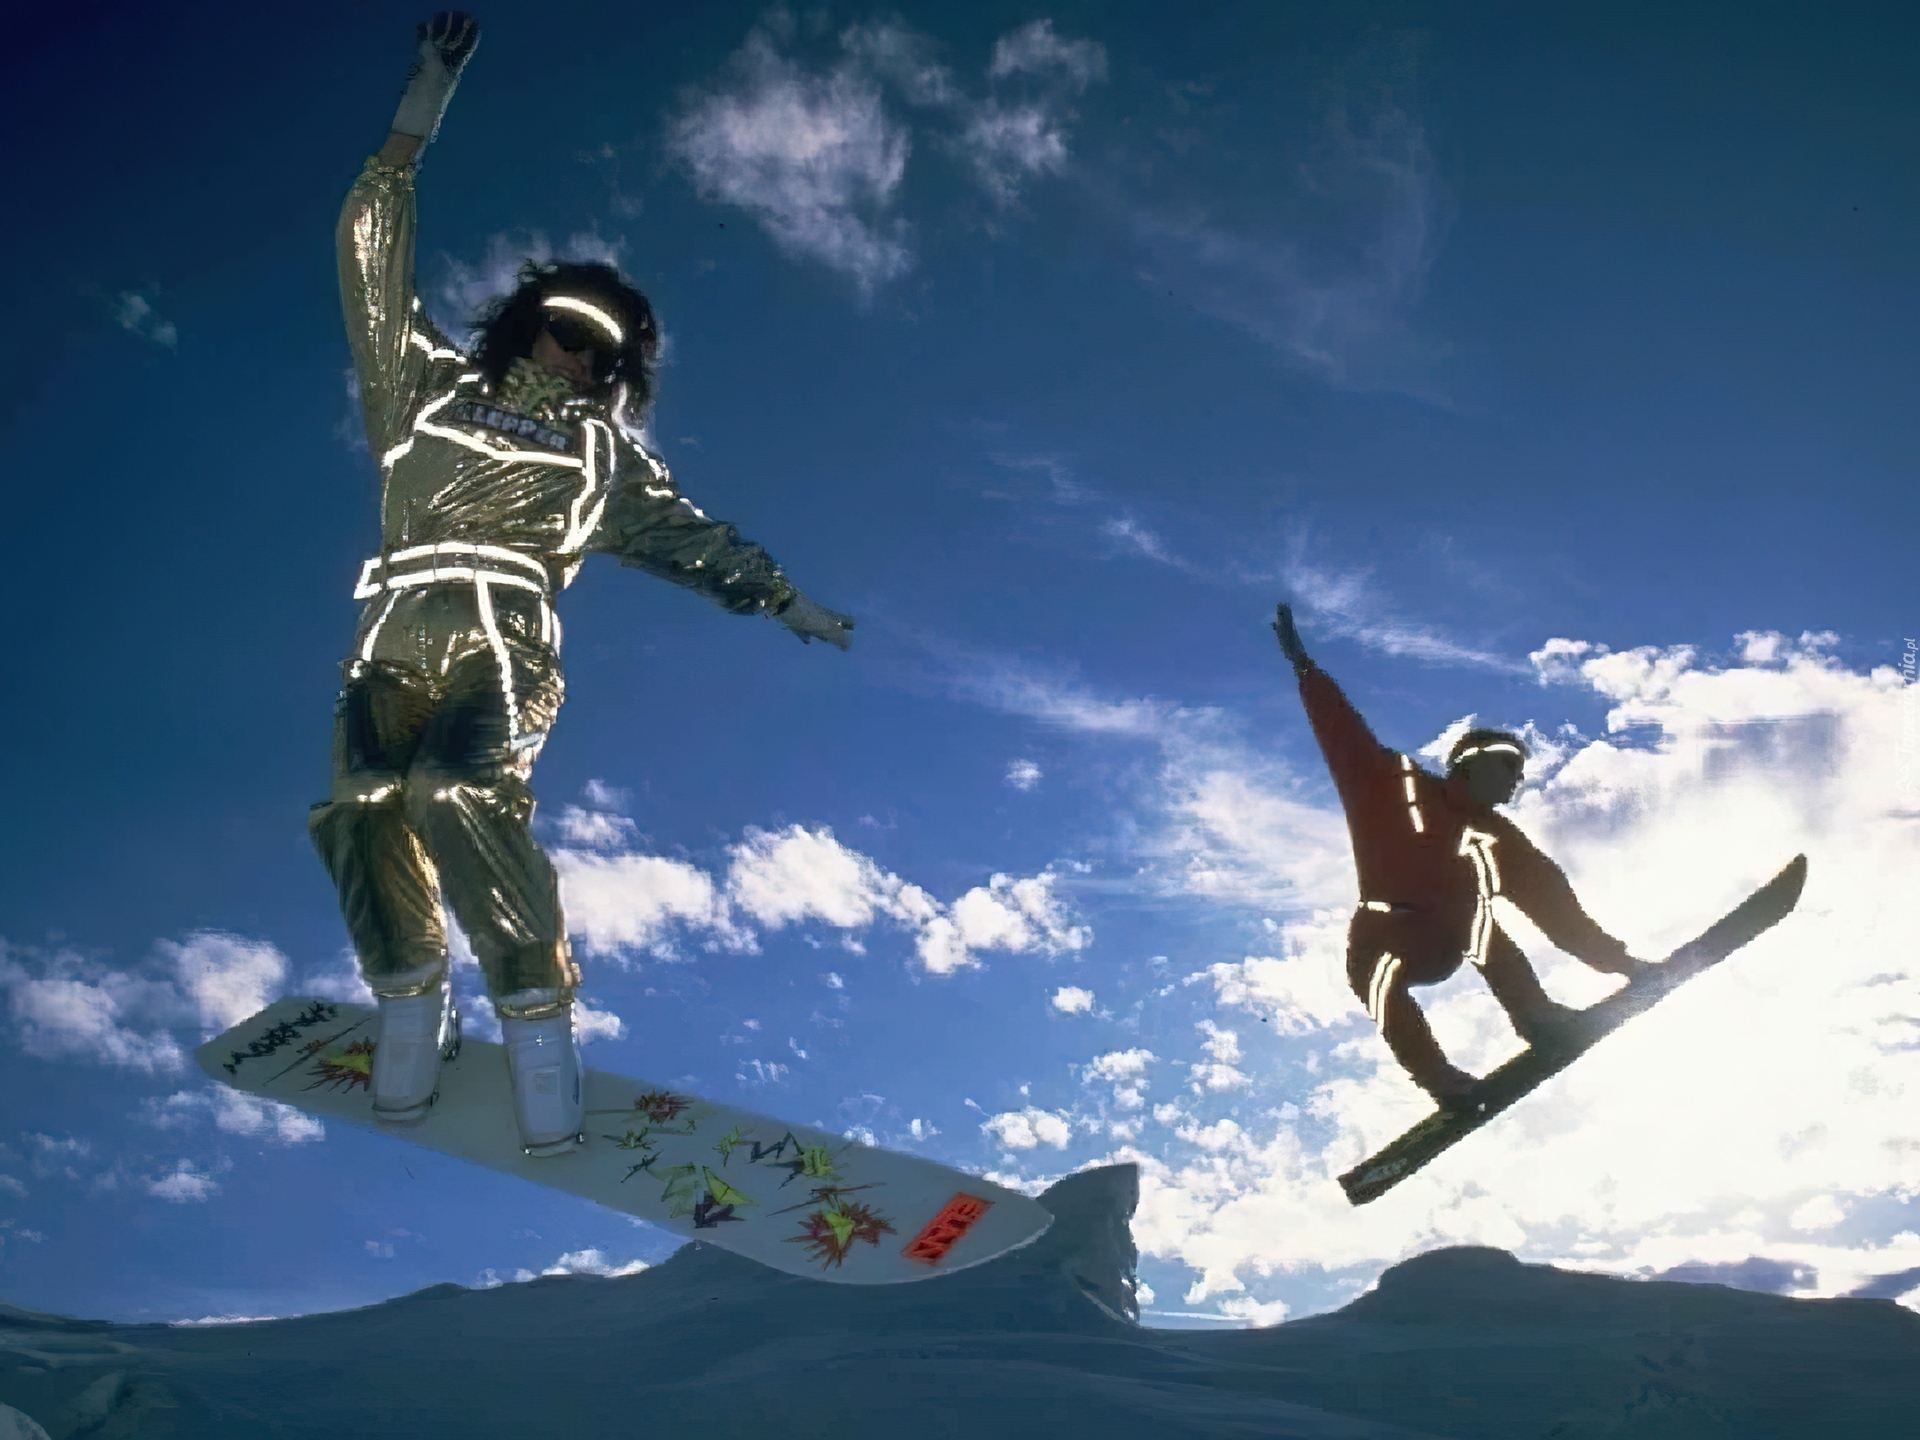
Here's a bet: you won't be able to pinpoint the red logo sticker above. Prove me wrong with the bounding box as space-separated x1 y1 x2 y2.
901 1192 994 1265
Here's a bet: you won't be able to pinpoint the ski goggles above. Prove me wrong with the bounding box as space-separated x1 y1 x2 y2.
1451 742 1525 764
541 297 625 377
543 295 623 343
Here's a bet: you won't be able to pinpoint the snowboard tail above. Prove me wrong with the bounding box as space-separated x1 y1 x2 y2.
1338 854 1807 1207
196 1003 1052 1284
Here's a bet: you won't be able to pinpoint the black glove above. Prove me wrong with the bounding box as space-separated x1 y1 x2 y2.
1272 603 1313 675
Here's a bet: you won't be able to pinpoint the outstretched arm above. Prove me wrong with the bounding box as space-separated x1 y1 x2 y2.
590 435 855 649
386 12 481 160
337 14 481 453
1493 818 1647 975
1278 601 1396 790
368 13 480 167
1273 602 1315 676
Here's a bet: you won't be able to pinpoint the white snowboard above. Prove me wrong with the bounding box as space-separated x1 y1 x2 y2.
196 997 1052 1285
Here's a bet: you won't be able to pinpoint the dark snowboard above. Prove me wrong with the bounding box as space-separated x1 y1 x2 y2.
1339 854 1808 1207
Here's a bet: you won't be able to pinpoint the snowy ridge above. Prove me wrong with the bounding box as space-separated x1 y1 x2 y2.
1 1165 1917 1437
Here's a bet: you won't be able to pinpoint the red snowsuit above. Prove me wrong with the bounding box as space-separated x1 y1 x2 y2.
1297 665 1633 1094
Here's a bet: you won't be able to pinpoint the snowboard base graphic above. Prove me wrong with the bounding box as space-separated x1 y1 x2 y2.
196 999 1052 1284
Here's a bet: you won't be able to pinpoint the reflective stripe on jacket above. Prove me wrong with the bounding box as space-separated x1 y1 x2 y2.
1298 666 1628 967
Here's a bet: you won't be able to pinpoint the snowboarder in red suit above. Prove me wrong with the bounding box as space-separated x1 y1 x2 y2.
1273 604 1650 1105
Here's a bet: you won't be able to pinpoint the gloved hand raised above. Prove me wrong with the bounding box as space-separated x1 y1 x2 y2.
777 594 855 650
391 12 483 144
1272 602 1313 675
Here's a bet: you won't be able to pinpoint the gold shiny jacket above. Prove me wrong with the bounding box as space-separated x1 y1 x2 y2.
336 158 797 624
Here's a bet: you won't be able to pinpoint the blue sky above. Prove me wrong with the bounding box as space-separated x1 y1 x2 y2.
1 1 1916 1326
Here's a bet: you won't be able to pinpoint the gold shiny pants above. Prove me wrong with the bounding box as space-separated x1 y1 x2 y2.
309 585 577 1007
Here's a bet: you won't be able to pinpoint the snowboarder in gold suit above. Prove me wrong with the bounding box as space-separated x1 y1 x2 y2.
314 13 853 1151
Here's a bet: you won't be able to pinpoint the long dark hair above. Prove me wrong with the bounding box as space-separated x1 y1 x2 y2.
471 261 660 414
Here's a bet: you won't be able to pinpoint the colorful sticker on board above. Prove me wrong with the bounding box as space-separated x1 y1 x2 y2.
901 1193 994 1266
654 1163 756 1226
713 1124 748 1164
607 1126 664 1184
629 1090 694 1125
305 1038 375 1093
745 1131 837 1185
692 1169 754 1229
788 1196 895 1269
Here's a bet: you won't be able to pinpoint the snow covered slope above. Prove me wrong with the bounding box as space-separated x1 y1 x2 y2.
1 1164 1915 1438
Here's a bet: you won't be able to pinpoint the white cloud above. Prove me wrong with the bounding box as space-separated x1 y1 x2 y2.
1067 631 1920 1317
961 21 1108 206
556 819 1088 977
573 997 626 1046
333 367 369 453
0 1176 25 1198
989 20 1107 88
1005 758 1043 791
1216 1295 1291 1327
169 1312 280 1327
567 813 1082 982
999 458 1508 672
961 102 1069 206
435 229 627 334
1099 515 1199 574
1085 1048 1156 1110
1285 551 1520 671
582 779 631 810
1086 1048 1155 1083
1205 944 1365 1036
160 932 288 1034
553 806 640 851
25 1133 91 1181
140 1087 324 1146
555 851 733 958
726 824 933 931
1788 1194 1848 1233
302 949 377 1007
839 19 959 107
1051 985 1095 1014
145 1161 220 1204
737 1058 789 1086
945 652 1354 909
114 289 177 349
668 17 1104 288
539 1247 650 1278
1196 1019 1242 1066
1188 1062 1252 1094
917 870 1091 975
0 929 296 1076
1121 34 1450 400
476 1249 647 1287
982 1106 1074 1151
0 948 188 1074
669 20 912 294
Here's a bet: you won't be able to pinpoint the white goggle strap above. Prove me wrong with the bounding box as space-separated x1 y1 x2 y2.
542 295 624 345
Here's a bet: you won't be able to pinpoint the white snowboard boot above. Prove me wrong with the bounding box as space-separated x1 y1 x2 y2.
501 1004 583 1157
372 985 458 1123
